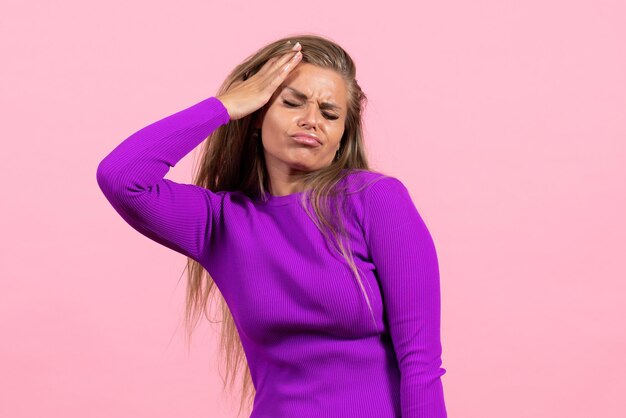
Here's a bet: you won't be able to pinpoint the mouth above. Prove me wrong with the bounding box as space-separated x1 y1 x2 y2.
290 135 322 147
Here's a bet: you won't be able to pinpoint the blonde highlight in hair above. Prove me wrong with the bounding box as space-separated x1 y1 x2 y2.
179 33 388 417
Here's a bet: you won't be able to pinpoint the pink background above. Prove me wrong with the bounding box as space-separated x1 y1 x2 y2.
2 1 625 417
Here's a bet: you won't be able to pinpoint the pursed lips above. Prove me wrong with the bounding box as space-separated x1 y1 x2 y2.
291 132 322 145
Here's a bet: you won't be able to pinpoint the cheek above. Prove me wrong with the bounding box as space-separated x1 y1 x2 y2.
263 111 290 137
329 127 344 146
261 126 290 155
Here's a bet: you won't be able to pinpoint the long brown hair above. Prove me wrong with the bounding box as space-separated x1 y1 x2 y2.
180 33 388 417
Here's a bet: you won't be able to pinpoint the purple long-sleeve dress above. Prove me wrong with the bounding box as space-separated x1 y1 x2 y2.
96 96 448 418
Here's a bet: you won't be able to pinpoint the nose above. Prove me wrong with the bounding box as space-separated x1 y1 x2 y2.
297 104 321 128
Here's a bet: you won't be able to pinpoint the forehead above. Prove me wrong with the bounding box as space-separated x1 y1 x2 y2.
280 63 347 101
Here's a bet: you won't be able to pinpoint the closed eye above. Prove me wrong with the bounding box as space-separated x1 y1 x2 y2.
283 100 339 120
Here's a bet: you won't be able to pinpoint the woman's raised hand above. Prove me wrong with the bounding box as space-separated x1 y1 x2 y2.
216 42 303 121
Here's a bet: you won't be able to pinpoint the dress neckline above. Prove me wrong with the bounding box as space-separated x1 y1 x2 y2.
259 190 308 206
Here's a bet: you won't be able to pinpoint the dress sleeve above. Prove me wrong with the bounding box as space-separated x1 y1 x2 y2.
96 96 231 263
363 176 448 418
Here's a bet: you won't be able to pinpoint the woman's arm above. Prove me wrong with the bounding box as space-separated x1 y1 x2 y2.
363 176 448 418
96 96 230 263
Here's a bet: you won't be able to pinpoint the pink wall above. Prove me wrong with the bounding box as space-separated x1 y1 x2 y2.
1 1 625 417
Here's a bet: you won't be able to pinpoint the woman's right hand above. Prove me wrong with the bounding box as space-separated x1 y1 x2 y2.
216 42 303 121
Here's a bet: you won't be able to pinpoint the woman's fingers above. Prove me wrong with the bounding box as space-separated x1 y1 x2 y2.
268 50 302 80
253 50 302 93
263 42 301 70
263 49 301 76
219 43 302 121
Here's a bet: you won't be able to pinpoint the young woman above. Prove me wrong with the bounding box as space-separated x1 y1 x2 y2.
96 34 448 418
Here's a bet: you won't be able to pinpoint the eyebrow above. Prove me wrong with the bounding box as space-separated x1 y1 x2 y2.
283 86 343 112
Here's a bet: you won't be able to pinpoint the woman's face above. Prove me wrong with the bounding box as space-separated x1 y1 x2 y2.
257 62 348 179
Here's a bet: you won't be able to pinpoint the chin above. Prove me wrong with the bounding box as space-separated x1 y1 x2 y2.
289 162 315 171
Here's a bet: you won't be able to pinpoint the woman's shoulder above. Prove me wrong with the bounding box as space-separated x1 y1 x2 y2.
339 168 405 196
